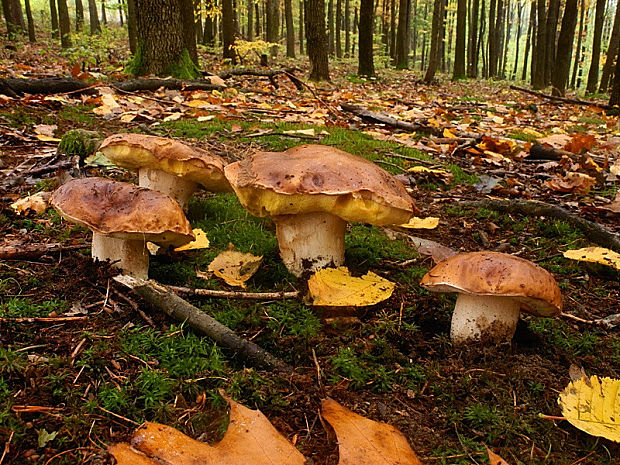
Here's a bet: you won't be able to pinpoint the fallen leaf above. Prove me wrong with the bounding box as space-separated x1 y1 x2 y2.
38 429 58 448
10 192 50 215
35 134 62 142
546 172 596 193
174 228 210 251
521 127 545 138
486 447 511 465
558 375 620 442
207 246 262 288
563 134 597 154
187 99 210 108
108 444 160 465
33 124 57 138
110 397 305 465
562 247 620 270
206 75 227 87
308 267 395 306
399 217 440 229
610 160 620 176
477 136 517 156
163 112 183 122
443 128 457 138
321 398 421 465
407 165 453 184
283 128 316 136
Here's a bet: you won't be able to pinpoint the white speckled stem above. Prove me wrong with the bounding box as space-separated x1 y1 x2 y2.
450 294 521 344
91 232 149 279
275 212 346 277
138 168 198 208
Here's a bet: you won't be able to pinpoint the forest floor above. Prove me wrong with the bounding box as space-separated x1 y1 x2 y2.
0 34 619 464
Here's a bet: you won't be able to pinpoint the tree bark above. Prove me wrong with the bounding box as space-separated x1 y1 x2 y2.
389 0 396 58
299 0 304 53
7 0 25 32
266 0 279 54
357 0 374 76
75 0 84 32
532 0 546 89
610 53 620 106
488 0 497 77
394 0 410 68
246 0 253 39
127 0 137 52
49 0 59 38
599 1 620 92
222 0 236 63
101 0 107 24
306 0 330 80
467 0 479 77
284 0 295 57
57 0 72 48
88 0 101 34
328 0 335 55
521 0 534 80
344 0 350 56
570 0 586 89
511 0 522 79
181 0 198 64
551 0 578 96
453 0 466 78
544 0 560 84
424 0 443 83
24 0 36 41
586 0 606 94
335 0 342 57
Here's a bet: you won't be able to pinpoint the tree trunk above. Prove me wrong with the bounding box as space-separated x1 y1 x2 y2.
131 0 199 78
544 0 560 84
389 0 396 58
500 0 510 78
344 0 350 56
453 0 466 78
75 0 84 32
127 0 137 52
381 0 389 50
299 0 304 53
586 0 606 94
599 1 620 92
222 0 236 63
328 0 335 55
306 0 330 80
479 0 486 76
610 53 620 106
119 0 124 26
532 0 546 89
8 0 25 32
358 0 374 76
352 5 357 55
511 0 522 79
49 0 59 38
424 0 444 83
88 0 101 34
101 0 107 24
467 0 479 77
246 0 254 39
495 0 505 77
551 0 578 95
181 0 198 64
284 0 295 56
521 0 534 80
57 0 72 48
394 0 410 68
335 0 342 57
24 0 36 41
488 0 496 77
266 0 278 55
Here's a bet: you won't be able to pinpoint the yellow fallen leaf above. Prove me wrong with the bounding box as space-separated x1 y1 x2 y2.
174 228 210 251
321 398 422 465
207 246 262 288
197 115 216 122
308 267 395 306
521 128 545 138
283 128 316 136
562 247 620 270
558 375 620 442
399 217 440 229
407 166 453 184
610 161 620 176
443 128 457 138
10 192 50 215
206 75 227 87
119 112 137 123
186 99 210 108
35 134 61 142
163 112 183 122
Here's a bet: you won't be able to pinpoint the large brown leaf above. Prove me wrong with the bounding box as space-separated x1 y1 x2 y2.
321 398 421 465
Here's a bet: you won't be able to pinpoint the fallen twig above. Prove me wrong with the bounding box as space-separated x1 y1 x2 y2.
0 316 88 323
169 285 300 300
0 243 87 261
460 199 620 253
114 276 293 373
509 85 612 110
340 103 443 136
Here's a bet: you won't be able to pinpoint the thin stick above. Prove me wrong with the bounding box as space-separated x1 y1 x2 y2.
0 431 14 465
0 316 88 323
169 285 300 300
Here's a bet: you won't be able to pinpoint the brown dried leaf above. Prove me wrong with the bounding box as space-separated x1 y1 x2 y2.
108 443 160 465
321 398 421 465
207 245 262 288
546 172 596 193
487 447 511 465
563 134 597 154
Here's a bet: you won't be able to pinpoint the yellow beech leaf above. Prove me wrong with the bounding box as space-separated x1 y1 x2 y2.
207 246 262 288
35 134 61 142
407 166 451 176
443 128 457 138
321 398 422 465
562 247 620 270
186 99 210 108
308 267 395 306
174 228 210 251
521 128 545 138
399 217 440 229
558 375 620 442
10 192 50 215
163 112 183 122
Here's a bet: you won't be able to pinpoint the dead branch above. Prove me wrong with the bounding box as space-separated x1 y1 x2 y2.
169 285 300 300
460 199 620 252
0 316 88 323
114 276 293 374
0 243 86 260
509 85 612 110
217 68 304 91
0 77 97 96
112 78 224 93
340 103 443 136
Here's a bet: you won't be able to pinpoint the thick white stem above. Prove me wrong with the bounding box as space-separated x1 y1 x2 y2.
275 212 346 277
450 294 521 344
138 168 198 208
92 232 149 279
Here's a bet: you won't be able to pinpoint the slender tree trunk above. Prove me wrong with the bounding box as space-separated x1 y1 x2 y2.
101 0 107 24
344 0 350 56
57 0 72 48
522 0 534 80
222 0 236 63
127 0 137 52
88 0 100 34
181 0 198 64
328 0 335 55
395 0 410 68
358 0 374 75
381 0 389 50
468 0 479 77
421 2 428 70
532 0 547 89
479 0 487 76
439 0 447 71
500 0 510 78
600 1 620 92
299 0 304 53
24 0 36 41
246 0 253 39
352 4 357 55
571 0 586 89
75 0 84 32
544 0 560 84
7 0 25 32
609 53 620 106
255 1 260 38
495 0 505 77
424 0 444 83
488 0 496 76
119 0 124 26
512 0 522 79
50 0 59 38
284 0 295 56
266 0 278 55
306 0 330 79
586 0 606 93
551 0 578 95
389 0 396 58
453 0 466 78
335 0 342 57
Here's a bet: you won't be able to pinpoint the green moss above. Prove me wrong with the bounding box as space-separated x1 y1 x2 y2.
125 44 146 76
126 47 200 79
58 129 102 159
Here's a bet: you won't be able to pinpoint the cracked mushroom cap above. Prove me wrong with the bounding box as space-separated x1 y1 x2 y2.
224 144 416 224
99 134 231 192
50 177 194 247
420 251 562 316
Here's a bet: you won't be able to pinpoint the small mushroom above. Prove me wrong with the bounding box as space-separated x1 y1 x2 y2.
99 134 231 208
420 251 562 344
50 177 194 278
224 144 416 276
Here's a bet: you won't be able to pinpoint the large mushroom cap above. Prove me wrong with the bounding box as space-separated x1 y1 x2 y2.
99 134 231 192
50 177 194 247
224 144 416 225
420 251 562 317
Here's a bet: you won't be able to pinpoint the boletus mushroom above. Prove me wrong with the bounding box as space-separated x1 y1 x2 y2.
50 177 194 278
420 251 562 344
224 144 416 276
99 133 231 208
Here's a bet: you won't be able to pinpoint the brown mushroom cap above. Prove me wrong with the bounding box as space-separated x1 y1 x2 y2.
420 251 562 317
50 177 194 246
224 144 416 225
99 134 231 192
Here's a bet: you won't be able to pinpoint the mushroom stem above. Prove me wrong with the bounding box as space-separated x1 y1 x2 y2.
274 212 346 277
138 168 198 208
91 232 150 279
450 294 521 344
